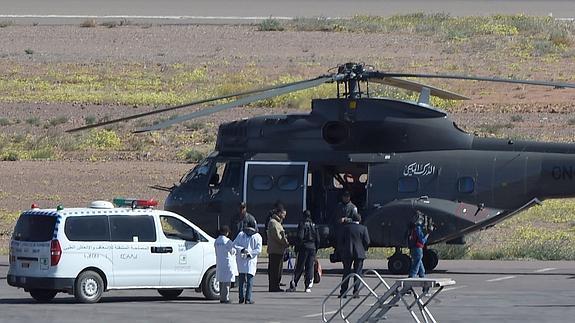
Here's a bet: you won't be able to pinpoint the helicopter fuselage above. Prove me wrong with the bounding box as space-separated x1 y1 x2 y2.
164 97 575 250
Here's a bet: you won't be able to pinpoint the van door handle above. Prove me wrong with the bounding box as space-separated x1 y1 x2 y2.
151 246 173 253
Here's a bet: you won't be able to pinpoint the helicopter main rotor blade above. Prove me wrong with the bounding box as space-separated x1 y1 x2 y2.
370 76 470 100
66 76 332 133
370 72 575 89
135 75 334 132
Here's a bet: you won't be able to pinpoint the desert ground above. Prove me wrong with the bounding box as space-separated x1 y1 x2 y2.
1 16 575 256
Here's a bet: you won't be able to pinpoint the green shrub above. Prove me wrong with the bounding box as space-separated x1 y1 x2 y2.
1 151 20 161
532 39 556 56
82 129 122 150
26 117 41 126
548 28 572 47
80 19 97 28
84 115 97 125
433 243 469 259
24 49 34 55
0 118 11 126
185 121 206 131
258 18 284 31
46 116 68 128
510 115 524 122
0 20 13 28
479 122 514 134
291 17 336 31
30 148 54 160
100 21 119 28
182 149 205 162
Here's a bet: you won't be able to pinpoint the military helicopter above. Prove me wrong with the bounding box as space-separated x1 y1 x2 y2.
68 63 575 274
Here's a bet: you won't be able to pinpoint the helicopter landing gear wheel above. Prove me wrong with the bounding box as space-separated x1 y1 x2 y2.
423 248 439 272
388 248 411 275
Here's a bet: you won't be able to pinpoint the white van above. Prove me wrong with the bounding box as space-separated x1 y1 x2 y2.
7 199 218 303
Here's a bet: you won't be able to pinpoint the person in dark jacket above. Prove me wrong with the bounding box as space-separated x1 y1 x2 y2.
337 213 370 298
230 202 258 239
335 191 357 225
288 210 320 293
331 191 358 263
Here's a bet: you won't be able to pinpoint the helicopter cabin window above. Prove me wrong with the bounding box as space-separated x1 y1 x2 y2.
278 175 299 191
398 177 419 193
458 177 475 194
223 162 242 190
252 175 273 191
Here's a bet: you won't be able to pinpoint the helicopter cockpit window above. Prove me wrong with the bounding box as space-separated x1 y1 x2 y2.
209 162 226 187
278 175 299 191
458 177 475 193
398 177 418 193
181 159 211 184
252 175 273 191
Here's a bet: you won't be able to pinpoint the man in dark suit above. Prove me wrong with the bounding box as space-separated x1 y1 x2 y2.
337 212 370 298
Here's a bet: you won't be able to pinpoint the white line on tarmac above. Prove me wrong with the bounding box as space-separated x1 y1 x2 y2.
0 14 297 20
1 14 570 22
534 267 557 273
442 285 467 292
304 310 337 318
486 275 516 282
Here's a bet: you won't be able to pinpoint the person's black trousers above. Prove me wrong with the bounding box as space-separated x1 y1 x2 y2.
340 258 364 296
268 253 284 291
293 247 316 288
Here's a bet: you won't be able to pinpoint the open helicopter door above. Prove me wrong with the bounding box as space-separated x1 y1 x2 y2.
243 161 308 236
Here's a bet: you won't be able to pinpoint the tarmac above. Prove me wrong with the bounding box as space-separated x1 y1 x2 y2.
1 256 574 323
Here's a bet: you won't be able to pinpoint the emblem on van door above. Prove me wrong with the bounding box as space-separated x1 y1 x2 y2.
179 255 187 264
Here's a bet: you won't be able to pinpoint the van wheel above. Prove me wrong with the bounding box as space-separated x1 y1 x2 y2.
158 289 184 300
29 289 57 303
201 268 219 300
75 270 104 303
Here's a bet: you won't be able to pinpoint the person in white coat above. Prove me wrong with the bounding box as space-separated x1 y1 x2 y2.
214 225 238 304
233 224 262 304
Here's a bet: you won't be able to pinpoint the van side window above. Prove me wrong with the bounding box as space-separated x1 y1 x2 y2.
160 216 207 242
65 216 110 241
109 216 156 242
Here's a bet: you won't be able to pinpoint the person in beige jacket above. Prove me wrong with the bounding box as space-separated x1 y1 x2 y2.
267 207 289 292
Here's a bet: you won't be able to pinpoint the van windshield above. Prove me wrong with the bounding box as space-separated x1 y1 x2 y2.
13 214 57 242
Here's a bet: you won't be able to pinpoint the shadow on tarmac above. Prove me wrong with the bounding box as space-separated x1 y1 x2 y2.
0 296 214 304
318 268 574 277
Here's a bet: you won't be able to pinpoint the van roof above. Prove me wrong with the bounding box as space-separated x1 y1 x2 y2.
23 207 162 217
